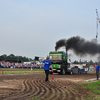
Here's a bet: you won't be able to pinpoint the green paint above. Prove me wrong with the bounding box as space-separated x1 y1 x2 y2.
49 53 62 55
52 64 60 68
63 56 65 60
63 69 65 74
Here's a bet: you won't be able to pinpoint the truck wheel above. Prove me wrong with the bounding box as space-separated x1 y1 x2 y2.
67 72 70 74
59 69 65 75
62 69 65 75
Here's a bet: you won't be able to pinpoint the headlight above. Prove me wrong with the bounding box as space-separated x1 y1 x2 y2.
68 67 71 70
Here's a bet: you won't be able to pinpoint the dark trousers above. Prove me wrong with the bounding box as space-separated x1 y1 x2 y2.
96 71 99 80
45 70 49 82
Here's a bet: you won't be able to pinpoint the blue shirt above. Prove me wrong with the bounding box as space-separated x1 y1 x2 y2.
95 65 100 71
43 60 52 70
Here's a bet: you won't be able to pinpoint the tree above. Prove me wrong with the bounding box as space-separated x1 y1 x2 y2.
88 60 94 65
0 54 33 62
73 60 79 64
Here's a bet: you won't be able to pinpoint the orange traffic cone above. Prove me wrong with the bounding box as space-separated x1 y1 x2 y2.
2 71 3 74
52 74 54 80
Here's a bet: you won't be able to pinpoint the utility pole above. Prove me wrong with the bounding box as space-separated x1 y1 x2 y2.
96 9 100 39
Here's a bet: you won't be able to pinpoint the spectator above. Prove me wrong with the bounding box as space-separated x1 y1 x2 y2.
95 63 100 80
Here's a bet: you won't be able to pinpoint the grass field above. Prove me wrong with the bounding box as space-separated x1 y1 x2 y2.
0 70 44 74
82 80 100 100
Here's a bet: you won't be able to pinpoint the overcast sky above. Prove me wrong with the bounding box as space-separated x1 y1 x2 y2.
0 0 100 61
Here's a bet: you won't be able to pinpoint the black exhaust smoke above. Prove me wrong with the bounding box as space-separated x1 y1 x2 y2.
55 36 100 56
55 39 66 51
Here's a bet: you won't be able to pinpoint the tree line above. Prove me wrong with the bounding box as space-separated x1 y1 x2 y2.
0 54 33 62
73 60 100 66
0 54 99 65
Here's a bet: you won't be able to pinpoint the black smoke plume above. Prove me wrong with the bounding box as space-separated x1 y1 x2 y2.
55 36 100 56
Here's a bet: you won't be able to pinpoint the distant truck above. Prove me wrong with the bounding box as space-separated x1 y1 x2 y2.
49 51 88 75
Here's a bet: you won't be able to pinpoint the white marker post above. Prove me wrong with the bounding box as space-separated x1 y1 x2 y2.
31 66 33 71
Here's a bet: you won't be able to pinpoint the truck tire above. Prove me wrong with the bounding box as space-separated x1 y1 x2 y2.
60 68 66 75
67 71 72 75
63 69 66 75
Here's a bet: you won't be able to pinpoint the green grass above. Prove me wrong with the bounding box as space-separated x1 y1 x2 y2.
82 80 100 99
32 97 45 100
84 96 91 100
78 80 100 99
0 71 43 74
32 97 41 100
78 80 95 84
84 80 100 90
84 95 100 100
94 96 100 100
94 90 100 94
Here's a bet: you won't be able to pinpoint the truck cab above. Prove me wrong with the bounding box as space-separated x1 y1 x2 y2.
49 51 70 75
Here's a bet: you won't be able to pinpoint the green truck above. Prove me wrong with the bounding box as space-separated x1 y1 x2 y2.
49 51 72 75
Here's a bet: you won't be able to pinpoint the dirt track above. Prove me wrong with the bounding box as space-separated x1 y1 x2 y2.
0 70 98 100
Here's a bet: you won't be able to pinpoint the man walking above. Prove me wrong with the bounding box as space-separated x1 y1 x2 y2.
42 57 53 82
95 63 100 80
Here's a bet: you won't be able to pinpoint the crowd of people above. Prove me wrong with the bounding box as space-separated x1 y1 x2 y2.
0 61 44 69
